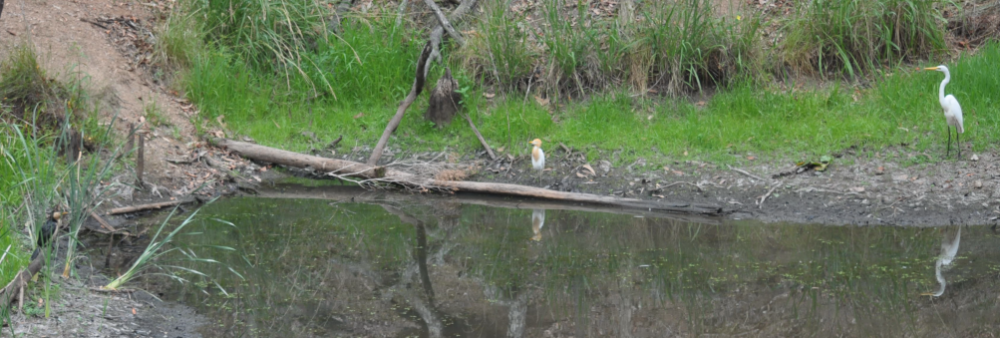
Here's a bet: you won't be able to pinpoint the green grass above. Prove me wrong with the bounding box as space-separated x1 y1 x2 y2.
166 0 999 167
182 36 1000 166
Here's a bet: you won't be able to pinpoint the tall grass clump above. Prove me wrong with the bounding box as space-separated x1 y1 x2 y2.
458 0 537 92
189 0 334 96
0 126 33 287
782 0 947 77
627 0 760 96
458 0 760 97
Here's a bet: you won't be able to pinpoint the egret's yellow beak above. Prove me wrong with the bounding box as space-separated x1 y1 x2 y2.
923 67 938 71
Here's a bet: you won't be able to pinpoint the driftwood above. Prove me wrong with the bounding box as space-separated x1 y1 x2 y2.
216 138 724 215
107 198 195 215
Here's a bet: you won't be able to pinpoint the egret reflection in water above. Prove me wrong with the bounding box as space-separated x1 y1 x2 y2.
922 226 962 297
531 209 545 241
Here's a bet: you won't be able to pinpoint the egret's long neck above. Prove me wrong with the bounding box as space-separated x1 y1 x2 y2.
939 71 950 103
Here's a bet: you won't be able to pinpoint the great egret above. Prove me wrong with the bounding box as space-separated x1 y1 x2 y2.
921 226 961 297
531 209 545 241
924 65 964 159
529 138 545 170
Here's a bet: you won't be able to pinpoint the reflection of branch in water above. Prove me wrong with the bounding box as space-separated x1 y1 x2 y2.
483 285 529 338
395 287 444 338
923 227 961 297
415 223 435 302
379 203 449 338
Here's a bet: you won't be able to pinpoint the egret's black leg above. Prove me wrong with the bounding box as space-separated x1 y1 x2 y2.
946 126 952 158
957 127 961 160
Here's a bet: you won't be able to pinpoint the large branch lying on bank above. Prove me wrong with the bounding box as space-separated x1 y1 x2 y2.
215 138 725 215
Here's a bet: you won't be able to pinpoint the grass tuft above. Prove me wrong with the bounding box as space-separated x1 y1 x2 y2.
782 0 948 77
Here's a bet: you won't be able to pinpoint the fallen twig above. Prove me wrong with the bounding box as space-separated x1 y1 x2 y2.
80 18 109 29
756 181 783 209
728 165 763 181
89 287 138 293
328 135 343 149
461 112 496 160
661 181 703 193
89 210 115 232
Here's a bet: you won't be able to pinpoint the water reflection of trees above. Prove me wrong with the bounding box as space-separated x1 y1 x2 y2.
165 197 1000 337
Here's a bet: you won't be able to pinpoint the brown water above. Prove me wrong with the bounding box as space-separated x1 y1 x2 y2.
156 185 1000 337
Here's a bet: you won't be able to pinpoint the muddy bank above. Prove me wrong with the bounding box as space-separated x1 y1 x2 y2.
286 142 999 227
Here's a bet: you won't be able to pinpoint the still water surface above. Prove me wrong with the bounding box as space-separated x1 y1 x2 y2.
158 186 1000 337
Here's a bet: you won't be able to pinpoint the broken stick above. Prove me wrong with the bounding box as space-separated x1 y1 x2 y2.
461 112 496 160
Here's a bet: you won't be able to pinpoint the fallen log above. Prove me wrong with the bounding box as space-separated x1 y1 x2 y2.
214 138 726 216
256 185 722 224
107 198 196 215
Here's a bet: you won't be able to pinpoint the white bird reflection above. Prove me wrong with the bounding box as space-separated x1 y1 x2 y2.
923 226 961 297
531 209 545 242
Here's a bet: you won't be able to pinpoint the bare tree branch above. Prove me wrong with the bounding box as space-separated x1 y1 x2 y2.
423 0 465 46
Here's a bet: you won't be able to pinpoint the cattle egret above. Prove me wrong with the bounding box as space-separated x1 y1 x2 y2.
531 209 545 241
529 139 545 170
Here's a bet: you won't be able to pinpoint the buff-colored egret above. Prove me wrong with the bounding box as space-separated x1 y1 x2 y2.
531 209 546 241
529 139 545 170
924 65 964 159
921 227 961 297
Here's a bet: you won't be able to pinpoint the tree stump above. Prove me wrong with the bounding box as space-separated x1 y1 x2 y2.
425 69 462 128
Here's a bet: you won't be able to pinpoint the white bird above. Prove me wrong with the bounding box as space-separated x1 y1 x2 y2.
529 138 545 170
531 209 545 242
922 227 961 297
925 65 964 159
